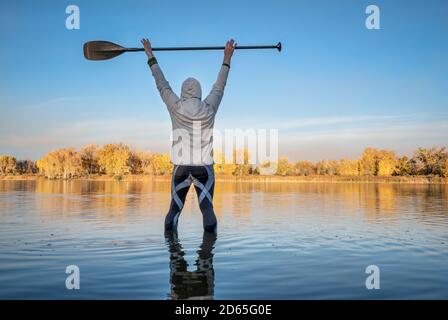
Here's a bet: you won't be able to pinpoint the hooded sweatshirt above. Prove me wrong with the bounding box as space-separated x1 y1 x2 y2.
148 58 230 165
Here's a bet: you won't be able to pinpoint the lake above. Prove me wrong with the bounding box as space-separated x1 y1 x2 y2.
0 179 447 299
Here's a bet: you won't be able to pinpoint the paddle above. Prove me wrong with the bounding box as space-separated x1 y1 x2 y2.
83 40 282 61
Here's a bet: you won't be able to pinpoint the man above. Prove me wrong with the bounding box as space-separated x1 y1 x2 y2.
141 38 235 233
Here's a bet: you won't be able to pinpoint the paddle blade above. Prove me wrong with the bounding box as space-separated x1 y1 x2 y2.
83 41 125 61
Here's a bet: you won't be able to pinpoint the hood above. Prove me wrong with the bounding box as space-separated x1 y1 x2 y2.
179 77 207 118
181 77 202 100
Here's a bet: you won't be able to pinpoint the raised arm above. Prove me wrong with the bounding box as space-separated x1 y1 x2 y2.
141 38 179 111
204 39 235 112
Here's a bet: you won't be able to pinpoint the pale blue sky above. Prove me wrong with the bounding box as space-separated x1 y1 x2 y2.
1 0 447 161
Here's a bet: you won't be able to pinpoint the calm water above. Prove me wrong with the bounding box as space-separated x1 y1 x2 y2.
0 179 447 299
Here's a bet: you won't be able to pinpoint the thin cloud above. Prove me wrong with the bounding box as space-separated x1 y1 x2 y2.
281 122 448 143
24 97 88 110
2 118 171 149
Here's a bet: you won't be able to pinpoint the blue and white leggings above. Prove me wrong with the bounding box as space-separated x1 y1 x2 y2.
165 165 217 232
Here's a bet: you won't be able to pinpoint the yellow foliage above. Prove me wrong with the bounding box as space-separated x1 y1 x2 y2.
276 157 292 176
0 155 17 175
377 150 397 176
360 147 397 176
151 153 173 175
97 143 131 177
338 159 360 176
37 148 82 179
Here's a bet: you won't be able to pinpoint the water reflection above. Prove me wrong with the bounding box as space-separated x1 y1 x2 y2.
0 179 448 299
1 180 447 222
165 231 217 300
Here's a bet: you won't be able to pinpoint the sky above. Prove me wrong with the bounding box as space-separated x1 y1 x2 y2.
0 0 447 161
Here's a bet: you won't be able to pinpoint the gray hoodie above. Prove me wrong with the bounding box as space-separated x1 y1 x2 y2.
149 61 230 165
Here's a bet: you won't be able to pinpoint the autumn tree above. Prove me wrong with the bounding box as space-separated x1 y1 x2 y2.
136 151 151 175
359 148 397 176
443 159 448 178
79 144 100 175
293 160 316 176
213 149 254 176
359 148 380 176
128 150 143 175
393 156 413 176
411 147 447 176
97 143 132 177
16 160 37 174
316 160 338 176
0 155 17 175
150 153 173 175
37 148 82 179
338 159 360 176
377 150 397 176
61 148 82 178
276 157 293 176
232 149 253 176
128 150 173 176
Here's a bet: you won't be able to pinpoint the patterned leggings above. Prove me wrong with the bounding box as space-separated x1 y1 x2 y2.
165 165 217 232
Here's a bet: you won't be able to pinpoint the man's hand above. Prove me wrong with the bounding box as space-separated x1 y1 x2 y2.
141 38 154 58
223 39 235 65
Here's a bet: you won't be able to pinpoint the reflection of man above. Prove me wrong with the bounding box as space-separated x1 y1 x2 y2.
165 231 217 300
142 38 235 233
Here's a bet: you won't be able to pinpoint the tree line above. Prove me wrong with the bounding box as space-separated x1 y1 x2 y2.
273 147 448 177
0 144 447 179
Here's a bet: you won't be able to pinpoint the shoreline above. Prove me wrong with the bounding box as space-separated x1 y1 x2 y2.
1 175 447 184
